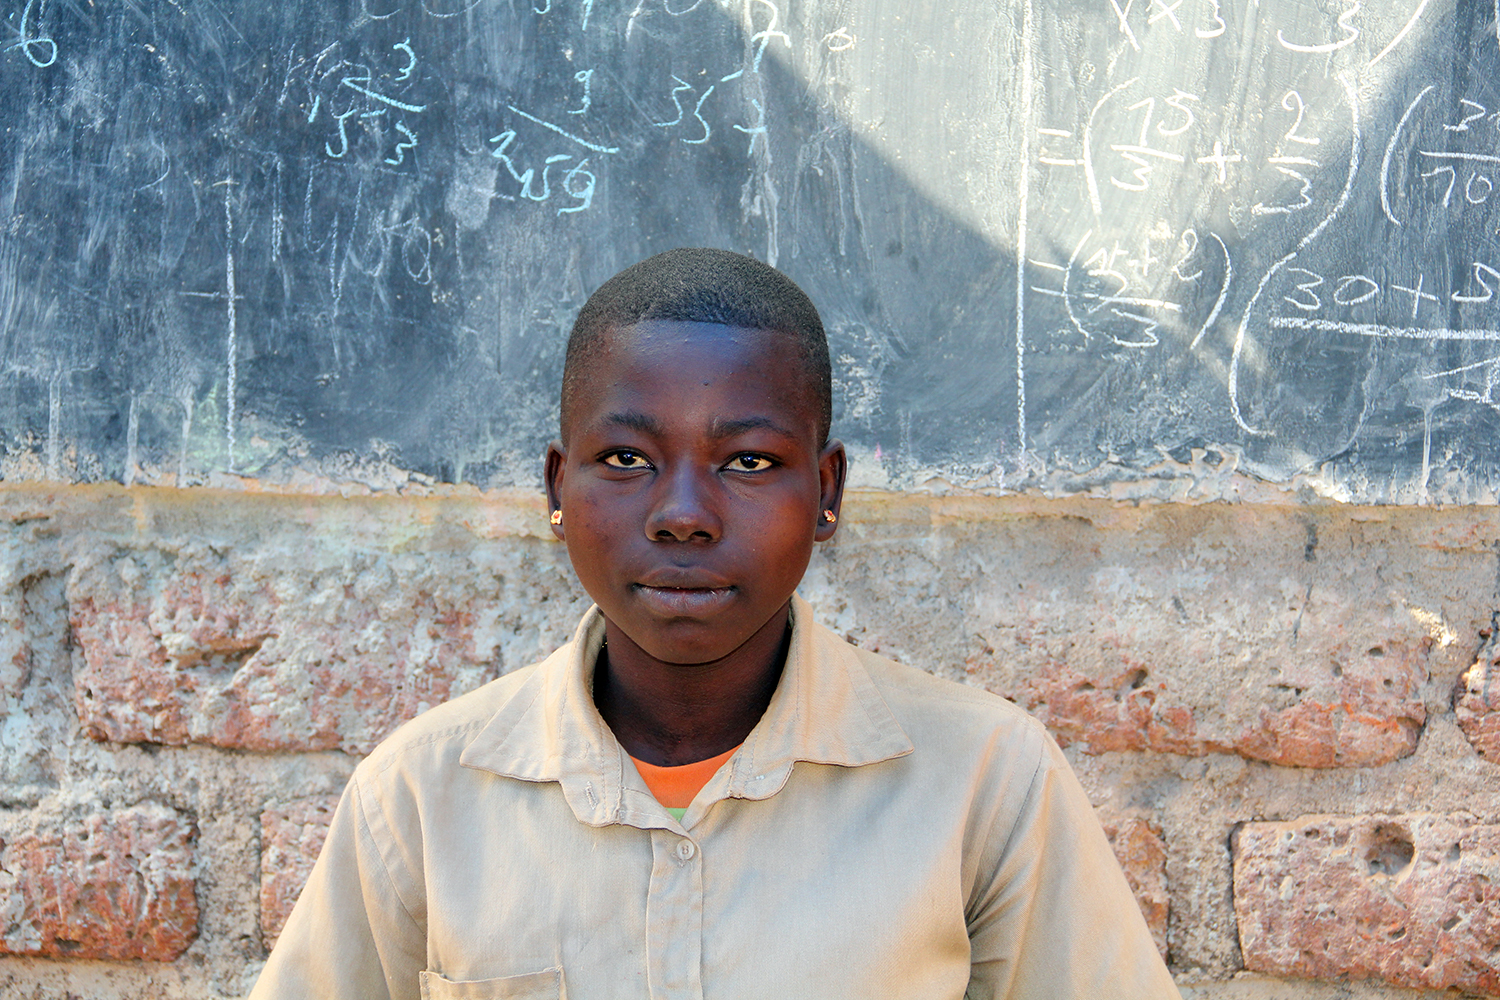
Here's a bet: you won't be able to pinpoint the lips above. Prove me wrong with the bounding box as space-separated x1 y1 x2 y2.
631 570 736 617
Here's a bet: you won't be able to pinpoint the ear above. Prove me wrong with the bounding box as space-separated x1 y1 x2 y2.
543 441 568 541
815 439 848 542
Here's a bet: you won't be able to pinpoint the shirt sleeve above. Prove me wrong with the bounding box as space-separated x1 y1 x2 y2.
247 774 426 1000
963 727 1183 1000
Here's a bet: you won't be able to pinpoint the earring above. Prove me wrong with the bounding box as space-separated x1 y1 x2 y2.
822 509 837 524
550 509 563 525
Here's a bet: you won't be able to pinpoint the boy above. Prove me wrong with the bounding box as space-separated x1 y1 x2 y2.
249 248 1180 999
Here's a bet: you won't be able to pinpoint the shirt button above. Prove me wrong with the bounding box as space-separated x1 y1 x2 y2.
675 839 697 861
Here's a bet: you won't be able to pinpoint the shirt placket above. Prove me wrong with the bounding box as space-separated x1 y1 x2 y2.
645 826 705 1000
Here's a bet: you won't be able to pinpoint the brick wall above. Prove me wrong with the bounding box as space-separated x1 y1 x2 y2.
1 484 1497 999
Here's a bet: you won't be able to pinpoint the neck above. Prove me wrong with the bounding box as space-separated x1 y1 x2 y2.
593 603 791 767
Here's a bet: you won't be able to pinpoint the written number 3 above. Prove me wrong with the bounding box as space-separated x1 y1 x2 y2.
1283 264 1500 314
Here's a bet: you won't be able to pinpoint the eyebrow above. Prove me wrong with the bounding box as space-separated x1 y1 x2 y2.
602 411 666 435
708 416 799 442
598 411 799 442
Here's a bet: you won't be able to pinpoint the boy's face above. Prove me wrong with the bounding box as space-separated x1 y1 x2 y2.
545 320 845 666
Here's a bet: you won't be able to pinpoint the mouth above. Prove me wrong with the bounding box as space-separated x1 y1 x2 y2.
631 582 736 617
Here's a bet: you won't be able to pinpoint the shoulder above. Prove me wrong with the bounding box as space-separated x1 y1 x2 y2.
814 619 1055 777
851 631 1045 730
353 657 546 786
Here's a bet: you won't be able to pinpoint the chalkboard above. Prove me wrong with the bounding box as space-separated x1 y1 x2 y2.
0 0 1494 502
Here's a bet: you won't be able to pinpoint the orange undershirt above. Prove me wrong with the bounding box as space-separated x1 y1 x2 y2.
629 746 739 821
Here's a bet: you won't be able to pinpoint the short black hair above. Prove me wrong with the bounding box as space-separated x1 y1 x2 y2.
561 248 832 443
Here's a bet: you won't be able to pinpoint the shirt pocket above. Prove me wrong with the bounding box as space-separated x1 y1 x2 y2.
419 968 564 1000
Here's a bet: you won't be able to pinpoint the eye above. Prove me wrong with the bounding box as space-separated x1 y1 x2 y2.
725 453 775 472
602 450 652 470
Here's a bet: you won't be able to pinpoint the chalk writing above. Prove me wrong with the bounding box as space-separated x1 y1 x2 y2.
361 0 401 19
326 109 359 158
1382 90 1500 226
1424 354 1500 412
376 216 434 284
222 188 239 474
733 98 769 155
1037 127 1084 167
1191 232 1232 349
1275 91 1321 148
1082 77 1139 213
1283 268 1322 312
421 0 485 17
1333 275 1379 306
488 120 604 214
1369 0 1431 67
1229 73 1360 435
1421 164 1456 206
1158 89 1199 135
1270 318 1500 341
1455 263 1500 302
1109 0 1141 52
1105 0 1235 45
1148 0 1182 31
1196 141 1241 184
392 39 416 81
385 122 417 166
504 105 619 154
1468 171 1493 202
1252 92 1325 215
823 27 856 51
4 0 55 68
1278 0 1361 53
746 0 790 73
1262 262 1500 328
1391 274 1440 319
293 38 430 167
569 69 594 114
1195 0 1226 38
1074 79 1340 214
654 75 715 144
340 70 428 113
1031 224 1230 350
1445 99 1486 131
1381 86 1434 226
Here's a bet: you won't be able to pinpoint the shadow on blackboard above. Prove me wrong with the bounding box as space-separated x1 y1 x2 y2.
0 0 1017 490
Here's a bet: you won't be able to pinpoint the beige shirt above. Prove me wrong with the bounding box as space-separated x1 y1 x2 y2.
249 595 1180 1000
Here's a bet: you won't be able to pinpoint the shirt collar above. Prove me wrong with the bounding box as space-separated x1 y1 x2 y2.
459 593 914 828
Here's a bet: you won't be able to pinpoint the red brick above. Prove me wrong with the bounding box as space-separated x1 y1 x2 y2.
1011 660 1205 757
260 796 339 949
69 555 501 754
1 612 25 697
69 559 279 746
0 803 198 960
1233 814 1500 993
1101 816 1169 960
994 606 1428 767
1455 654 1500 760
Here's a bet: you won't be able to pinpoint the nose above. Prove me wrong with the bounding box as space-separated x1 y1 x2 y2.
645 465 721 542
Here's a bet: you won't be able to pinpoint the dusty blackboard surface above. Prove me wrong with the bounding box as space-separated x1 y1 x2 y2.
0 0 1495 502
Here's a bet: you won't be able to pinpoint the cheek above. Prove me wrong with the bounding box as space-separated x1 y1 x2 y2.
561 496 635 579
562 481 615 531
753 506 819 572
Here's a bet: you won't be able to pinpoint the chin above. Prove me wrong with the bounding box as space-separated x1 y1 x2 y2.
638 633 744 667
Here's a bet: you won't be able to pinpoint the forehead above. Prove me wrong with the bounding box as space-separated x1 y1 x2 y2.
566 320 820 434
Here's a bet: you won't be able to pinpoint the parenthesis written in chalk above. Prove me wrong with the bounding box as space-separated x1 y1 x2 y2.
1381 86 1435 227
